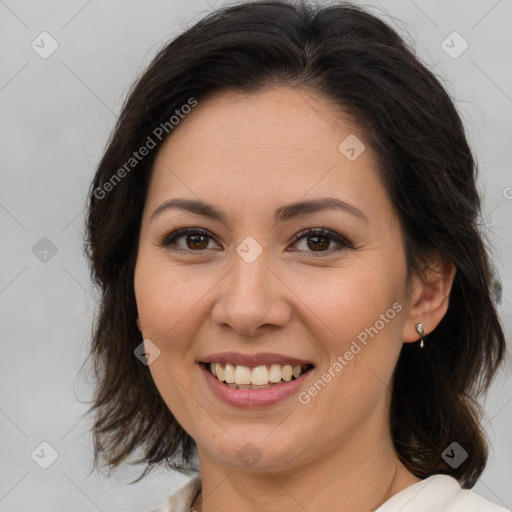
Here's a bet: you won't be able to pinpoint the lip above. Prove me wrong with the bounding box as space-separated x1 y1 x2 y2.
199 363 314 408
198 351 314 367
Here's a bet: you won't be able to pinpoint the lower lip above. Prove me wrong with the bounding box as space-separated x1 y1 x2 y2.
199 363 313 408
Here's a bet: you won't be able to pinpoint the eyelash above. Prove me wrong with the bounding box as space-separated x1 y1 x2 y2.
159 226 352 258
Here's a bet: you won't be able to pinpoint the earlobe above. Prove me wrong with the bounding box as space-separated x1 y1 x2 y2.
136 317 142 332
402 254 456 343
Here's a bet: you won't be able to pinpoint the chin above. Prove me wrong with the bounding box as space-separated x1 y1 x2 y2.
202 430 310 473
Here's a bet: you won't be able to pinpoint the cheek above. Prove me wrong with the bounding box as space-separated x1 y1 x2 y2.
296 260 406 410
292 260 405 344
134 258 206 425
134 257 205 350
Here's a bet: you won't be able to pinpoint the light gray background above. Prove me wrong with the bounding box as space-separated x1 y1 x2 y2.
0 0 511 511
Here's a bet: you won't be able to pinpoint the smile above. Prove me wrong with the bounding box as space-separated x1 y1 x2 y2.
206 362 313 389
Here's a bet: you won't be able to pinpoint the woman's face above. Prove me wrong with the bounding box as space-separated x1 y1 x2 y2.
134 87 417 473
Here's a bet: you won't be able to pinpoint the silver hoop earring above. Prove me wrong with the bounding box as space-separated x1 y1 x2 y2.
415 322 425 348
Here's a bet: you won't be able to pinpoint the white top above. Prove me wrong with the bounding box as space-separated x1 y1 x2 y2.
149 473 510 512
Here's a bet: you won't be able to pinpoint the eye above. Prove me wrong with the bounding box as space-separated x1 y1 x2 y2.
288 227 352 258
160 227 220 253
160 226 351 258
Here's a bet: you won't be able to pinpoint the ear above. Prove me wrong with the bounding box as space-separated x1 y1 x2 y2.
402 252 456 343
136 317 142 332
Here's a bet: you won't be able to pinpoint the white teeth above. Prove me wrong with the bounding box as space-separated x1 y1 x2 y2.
215 363 224 381
234 365 252 385
224 363 235 384
251 365 269 385
208 362 309 386
269 364 282 383
281 365 293 381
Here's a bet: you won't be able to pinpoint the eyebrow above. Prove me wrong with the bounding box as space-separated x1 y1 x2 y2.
150 197 368 224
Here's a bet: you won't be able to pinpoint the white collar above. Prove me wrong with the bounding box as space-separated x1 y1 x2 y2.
157 472 509 512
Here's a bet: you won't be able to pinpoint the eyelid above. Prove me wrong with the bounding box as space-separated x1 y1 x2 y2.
290 227 353 249
160 227 217 248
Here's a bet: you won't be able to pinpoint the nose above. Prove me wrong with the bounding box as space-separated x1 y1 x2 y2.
211 248 291 338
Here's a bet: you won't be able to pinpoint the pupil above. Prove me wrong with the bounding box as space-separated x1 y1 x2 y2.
188 235 208 249
308 235 329 251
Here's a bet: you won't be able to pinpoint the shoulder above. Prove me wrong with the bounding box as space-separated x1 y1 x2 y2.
447 486 510 512
375 474 510 512
147 474 202 512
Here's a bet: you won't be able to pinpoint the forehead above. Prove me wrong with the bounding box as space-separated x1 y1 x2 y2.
156 86 364 161
145 87 386 222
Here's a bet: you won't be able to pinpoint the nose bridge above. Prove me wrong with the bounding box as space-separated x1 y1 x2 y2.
212 240 289 334
228 241 272 306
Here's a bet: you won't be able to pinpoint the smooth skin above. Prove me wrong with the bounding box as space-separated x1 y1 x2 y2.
134 86 456 512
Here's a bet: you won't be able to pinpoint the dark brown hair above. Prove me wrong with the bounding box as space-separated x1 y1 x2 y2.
82 0 506 487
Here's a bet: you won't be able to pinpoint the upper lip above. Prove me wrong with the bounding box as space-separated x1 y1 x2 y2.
199 352 314 367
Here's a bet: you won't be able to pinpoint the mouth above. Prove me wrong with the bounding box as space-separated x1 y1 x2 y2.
201 362 314 389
